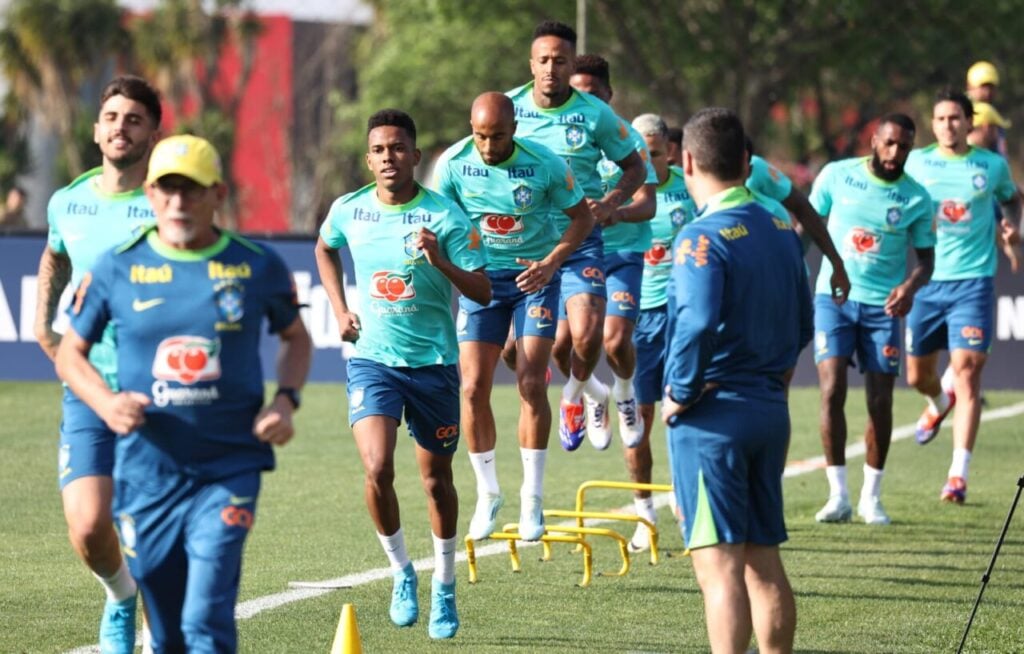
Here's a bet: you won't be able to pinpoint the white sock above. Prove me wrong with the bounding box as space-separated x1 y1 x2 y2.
612 374 635 402
634 496 656 524
520 447 547 499
584 374 608 399
940 365 956 394
949 448 972 480
562 373 586 402
927 390 951 414
377 528 410 571
861 464 884 500
94 560 137 602
825 465 848 499
468 450 500 496
432 533 457 585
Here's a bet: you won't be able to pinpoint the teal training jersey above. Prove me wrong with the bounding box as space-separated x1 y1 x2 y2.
746 155 793 203
809 157 935 305
905 145 1016 281
48 168 156 389
641 166 696 309
320 184 487 368
507 82 636 202
432 136 583 270
600 120 659 254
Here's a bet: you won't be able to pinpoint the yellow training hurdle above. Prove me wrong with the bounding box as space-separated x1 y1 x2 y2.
464 532 594 587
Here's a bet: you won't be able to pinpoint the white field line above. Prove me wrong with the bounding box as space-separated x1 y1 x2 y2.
63 401 1024 654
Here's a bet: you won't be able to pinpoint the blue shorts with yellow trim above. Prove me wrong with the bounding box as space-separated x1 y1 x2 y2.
667 389 788 549
604 251 643 321
346 358 460 455
906 278 994 356
456 269 560 344
813 295 901 374
58 387 117 490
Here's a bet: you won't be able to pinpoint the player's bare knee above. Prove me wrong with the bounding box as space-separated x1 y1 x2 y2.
363 460 395 492
460 375 492 410
516 372 547 405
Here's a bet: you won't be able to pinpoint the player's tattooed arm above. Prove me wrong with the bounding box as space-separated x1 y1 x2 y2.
314 237 361 342
34 247 72 361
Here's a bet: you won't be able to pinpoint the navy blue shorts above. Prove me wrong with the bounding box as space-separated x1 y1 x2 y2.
667 389 789 549
633 305 668 404
58 387 116 489
457 269 560 343
346 358 461 455
813 295 901 374
906 278 994 356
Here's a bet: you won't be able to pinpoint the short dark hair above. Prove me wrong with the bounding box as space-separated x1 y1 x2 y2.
100 75 162 126
574 54 611 88
667 127 683 147
934 87 973 119
533 20 577 48
878 112 916 134
682 107 746 181
367 109 417 143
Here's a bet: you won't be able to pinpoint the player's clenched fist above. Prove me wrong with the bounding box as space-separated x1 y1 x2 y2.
101 391 150 435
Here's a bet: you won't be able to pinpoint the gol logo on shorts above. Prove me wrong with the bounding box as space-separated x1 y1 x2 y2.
527 305 553 321
611 290 636 306
435 425 458 440
221 506 254 529
882 345 900 359
582 267 605 283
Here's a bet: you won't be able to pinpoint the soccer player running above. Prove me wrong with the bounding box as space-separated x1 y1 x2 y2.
433 93 593 541
55 134 312 652
315 110 490 638
811 114 935 525
567 53 657 451
34 75 160 653
663 108 811 654
625 112 697 551
904 89 1022 503
507 20 645 450
746 145 851 303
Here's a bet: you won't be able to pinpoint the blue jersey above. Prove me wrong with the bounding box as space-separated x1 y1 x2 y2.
665 187 812 405
319 184 487 368
600 120 660 254
69 228 300 480
432 136 582 270
810 157 935 305
905 145 1017 280
47 168 156 388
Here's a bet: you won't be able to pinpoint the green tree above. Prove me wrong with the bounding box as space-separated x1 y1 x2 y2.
0 0 128 177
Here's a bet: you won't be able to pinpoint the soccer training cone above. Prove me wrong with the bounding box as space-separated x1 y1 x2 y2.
330 603 362 654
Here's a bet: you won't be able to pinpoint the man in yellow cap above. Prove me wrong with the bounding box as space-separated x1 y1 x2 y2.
55 133 312 652
967 61 1008 156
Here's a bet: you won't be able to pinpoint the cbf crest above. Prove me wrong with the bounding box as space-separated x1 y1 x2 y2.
670 207 688 228
403 232 424 260
565 124 586 150
513 184 534 210
885 207 902 226
214 280 245 324
972 173 987 191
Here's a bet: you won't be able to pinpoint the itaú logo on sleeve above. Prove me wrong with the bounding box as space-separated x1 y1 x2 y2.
152 335 222 385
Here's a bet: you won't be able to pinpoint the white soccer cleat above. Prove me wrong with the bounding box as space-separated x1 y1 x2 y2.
468 492 504 541
627 522 652 553
616 397 645 448
815 495 852 523
857 496 891 525
583 389 612 450
518 495 545 541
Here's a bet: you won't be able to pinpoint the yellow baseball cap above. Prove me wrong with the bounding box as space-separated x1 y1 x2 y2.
967 61 999 88
972 102 1011 128
146 134 223 187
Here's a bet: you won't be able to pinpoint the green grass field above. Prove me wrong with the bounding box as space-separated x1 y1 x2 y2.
2 382 1023 653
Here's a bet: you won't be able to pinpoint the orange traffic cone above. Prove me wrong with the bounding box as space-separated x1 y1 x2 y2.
330 603 362 654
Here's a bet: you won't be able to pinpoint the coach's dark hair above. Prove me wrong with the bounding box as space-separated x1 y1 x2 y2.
683 108 747 181
533 20 577 48
367 109 417 144
934 87 973 119
667 126 683 148
574 54 611 88
878 112 916 135
100 75 162 126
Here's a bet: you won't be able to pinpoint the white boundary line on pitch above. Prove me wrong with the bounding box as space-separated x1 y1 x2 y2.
63 400 1024 654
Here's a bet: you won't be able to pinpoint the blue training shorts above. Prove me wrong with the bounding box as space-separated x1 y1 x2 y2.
633 305 668 404
813 295 901 374
456 268 560 344
604 251 643 321
58 387 116 490
906 278 994 356
667 388 789 549
558 246 605 320
346 358 460 455
115 468 261 652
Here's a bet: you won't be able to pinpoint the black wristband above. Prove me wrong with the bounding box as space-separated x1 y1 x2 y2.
275 387 300 410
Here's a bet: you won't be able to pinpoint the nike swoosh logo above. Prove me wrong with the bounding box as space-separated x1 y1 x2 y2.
229 495 255 505
443 440 457 448
463 191 485 198
537 321 552 328
132 298 165 312
483 457 494 464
